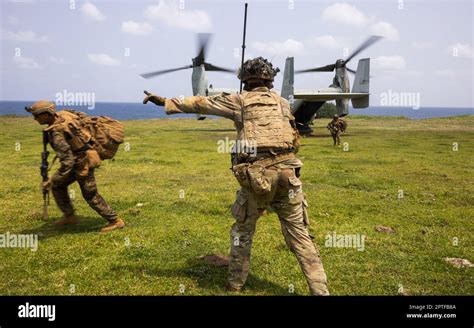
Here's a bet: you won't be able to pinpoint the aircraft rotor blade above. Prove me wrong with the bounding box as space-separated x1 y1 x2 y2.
296 63 336 74
196 33 212 64
344 35 382 65
140 65 193 79
204 62 235 73
347 67 356 74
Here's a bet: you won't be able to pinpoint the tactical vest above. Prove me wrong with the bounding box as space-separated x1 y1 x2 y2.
238 90 298 155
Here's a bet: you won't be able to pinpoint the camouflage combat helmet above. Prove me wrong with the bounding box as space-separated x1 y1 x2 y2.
238 56 280 82
333 114 339 119
25 100 56 116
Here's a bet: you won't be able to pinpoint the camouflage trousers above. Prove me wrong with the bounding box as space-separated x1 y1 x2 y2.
51 168 117 222
331 131 341 146
228 166 329 295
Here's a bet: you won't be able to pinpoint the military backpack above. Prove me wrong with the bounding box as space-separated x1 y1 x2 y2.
48 110 124 160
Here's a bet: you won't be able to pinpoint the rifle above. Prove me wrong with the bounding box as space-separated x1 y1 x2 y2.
40 131 50 220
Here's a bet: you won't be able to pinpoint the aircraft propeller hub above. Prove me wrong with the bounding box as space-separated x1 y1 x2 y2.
335 59 345 68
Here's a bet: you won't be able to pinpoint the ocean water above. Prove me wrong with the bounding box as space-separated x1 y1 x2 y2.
0 101 187 120
0 100 472 120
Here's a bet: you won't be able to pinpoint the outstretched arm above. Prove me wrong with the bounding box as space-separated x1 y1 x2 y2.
143 90 241 121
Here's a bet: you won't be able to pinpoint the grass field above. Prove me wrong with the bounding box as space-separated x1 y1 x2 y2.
0 114 473 295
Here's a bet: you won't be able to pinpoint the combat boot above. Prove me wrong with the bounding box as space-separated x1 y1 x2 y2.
309 283 330 296
100 218 125 233
53 214 79 226
224 282 242 293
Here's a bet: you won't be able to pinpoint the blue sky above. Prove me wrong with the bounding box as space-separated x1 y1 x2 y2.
0 0 473 107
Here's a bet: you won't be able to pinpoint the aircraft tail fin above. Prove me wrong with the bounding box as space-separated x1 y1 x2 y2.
281 57 294 101
351 58 370 108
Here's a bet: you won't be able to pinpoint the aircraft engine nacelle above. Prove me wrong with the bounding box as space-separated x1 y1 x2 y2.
192 65 208 120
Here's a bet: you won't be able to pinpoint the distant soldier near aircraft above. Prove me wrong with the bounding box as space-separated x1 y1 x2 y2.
143 57 330 296
25 101 125 232
327 115 347 146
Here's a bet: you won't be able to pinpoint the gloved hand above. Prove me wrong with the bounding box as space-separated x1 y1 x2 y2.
41 178 53 191
143 90 166 106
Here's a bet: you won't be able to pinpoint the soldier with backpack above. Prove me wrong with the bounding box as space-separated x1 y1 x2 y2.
327 115 347 147
25 100 125 233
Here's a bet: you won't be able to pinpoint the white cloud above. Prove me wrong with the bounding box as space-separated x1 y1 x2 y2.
448 43 473 59
88 53 121 66
372 55 406 70
121 21 153 36
252 39 304 56
321 3 399 42
370 21 399 41
311 35 340 49
435 69 456 79
49 56 65 64
145 0 211 31
322 3 369 27
0 28 49 42
13 56 41 69
81 2 105 22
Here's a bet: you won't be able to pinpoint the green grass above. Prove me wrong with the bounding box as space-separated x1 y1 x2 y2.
0 115 473 295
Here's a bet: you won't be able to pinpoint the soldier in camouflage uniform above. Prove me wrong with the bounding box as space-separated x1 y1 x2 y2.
327 114 347 147
143 57 329 295
25 101 125 233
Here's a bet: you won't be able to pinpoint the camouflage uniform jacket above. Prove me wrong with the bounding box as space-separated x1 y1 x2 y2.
327 118 346 133
44 123 87 185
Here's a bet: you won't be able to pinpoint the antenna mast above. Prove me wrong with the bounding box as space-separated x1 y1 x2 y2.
239 3 248 93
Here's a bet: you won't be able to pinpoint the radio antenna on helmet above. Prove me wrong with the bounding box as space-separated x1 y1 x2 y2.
239 3 248 93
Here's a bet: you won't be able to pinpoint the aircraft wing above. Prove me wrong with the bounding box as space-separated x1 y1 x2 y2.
293 92 369 102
